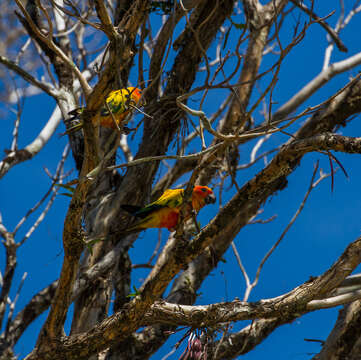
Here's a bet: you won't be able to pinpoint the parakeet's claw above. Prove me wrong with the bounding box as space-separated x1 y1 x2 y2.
122 126 136 134
205 192 216 204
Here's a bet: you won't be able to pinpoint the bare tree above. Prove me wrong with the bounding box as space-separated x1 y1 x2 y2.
1 0 361 359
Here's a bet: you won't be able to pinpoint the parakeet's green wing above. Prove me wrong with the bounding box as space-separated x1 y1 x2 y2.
121 204 143 216
132 204 164 218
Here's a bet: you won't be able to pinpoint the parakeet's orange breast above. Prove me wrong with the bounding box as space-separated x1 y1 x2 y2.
158 209 180 231
93 111 129 129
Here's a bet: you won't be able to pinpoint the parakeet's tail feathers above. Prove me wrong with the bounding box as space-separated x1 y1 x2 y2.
68 108 84 119
120 204 143 216
121 203 164 219
59 122 84 137
84 226 144 248
58 108 84 136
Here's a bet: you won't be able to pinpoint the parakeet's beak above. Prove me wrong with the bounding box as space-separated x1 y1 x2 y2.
205 192 216 204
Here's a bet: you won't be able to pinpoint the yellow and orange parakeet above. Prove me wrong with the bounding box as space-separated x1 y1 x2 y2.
121 186 216 232
64 87 143 134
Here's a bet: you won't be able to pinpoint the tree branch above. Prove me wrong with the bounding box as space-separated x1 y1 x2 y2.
14 0 92 96
273 52 361 122
290 0 348 52
25 234 361 360
0 55 58 99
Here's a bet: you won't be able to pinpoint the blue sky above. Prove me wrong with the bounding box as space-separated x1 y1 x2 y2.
1 1 361 359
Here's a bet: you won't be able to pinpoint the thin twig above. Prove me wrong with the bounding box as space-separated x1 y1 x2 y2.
243 162 329 301
19 146 70 246
13 145 70 237
15 0 92 96
5 272 27 337
106 142 225 171
9 85 24 152
0 55 58 99
290 0 347 52
231 242 251 291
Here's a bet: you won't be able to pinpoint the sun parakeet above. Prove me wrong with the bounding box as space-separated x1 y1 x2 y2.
64 87 143 134
121 186 216 232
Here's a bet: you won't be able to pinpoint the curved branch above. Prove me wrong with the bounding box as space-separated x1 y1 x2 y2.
145 232 361 323
0 106 62 180
311 301 361 360
0 55 58 99
273 51 361 121
290 0 348 52
24 234 361 360
14 0 92 96
0 48 104 179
